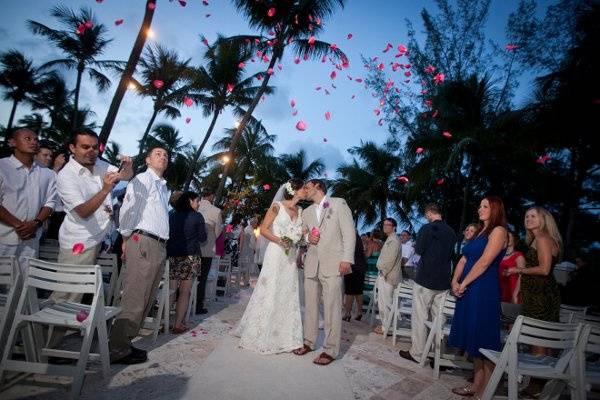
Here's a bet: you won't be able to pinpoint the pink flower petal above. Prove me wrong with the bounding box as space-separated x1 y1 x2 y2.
294 57 300 64
238 62 245 69
99 142 106 153
505 43 519 51
147 2 156 11
308 36 316 46
277 63 283 70
295 120 307 131
436 178 445 185
536 155 551 165
442 131 452 139
290 99 296 108
202 0 209 5
325 111 331 121
378 119 384 126
267 7 276 17
132 234 140 242
433 73 445 84
114 19 124 26
292 110 298 116
373 108 381 116
72 243 85 255
424 65 436 74
311 227 320 236
185 117 191 124
152 79 164 89
397 176 409 184
183 96 193 107
347 33 353 40
267 68 274 75
330 71 337 80
416 147 424 154
383 43 393 53
323 137 328 142
226 83 234 93
76 310 89 322
263 184 271 190
179 0 187 6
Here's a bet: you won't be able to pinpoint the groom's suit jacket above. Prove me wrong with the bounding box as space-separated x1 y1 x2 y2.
302 197 356 278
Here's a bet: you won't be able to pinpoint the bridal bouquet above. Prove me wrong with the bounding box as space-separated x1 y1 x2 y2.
280 224 304 255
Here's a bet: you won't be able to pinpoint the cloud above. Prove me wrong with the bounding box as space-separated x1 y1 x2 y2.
254 85 291 122
281 138 349 177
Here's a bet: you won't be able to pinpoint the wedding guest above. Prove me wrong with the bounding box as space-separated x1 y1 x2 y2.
34 141 54 168
343 232 367 321
373 218 402 335
461 223 480 250
447 196 507 398
167 191 206 333
109 147 170 365
498 231 525 304
196 187 223 314
239 216 258 286
0 128 57 264
364 230 383 293
254 224 268 272
39 143 67 240
400 230 417 280
169 190 183 210
51 131 132 303
399 203 457 363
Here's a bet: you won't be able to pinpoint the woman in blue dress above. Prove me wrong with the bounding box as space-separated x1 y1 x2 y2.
448 196 508 398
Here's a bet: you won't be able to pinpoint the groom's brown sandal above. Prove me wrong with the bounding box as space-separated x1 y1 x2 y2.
293 344 313 356
313 352 335 366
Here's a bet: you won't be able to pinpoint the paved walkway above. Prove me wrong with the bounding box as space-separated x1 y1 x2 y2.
1 284 471 400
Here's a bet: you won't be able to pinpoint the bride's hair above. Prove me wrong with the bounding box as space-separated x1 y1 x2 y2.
282 179 304 200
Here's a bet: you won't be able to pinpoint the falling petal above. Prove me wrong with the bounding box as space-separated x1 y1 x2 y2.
76 310 89 322
373 108 381 116
323 138 328 142
351 94 356 99
183 96 193 106
432 110 439 118
404 71 412 77
330 71 337 79
424 65 436 74
263 184 271 190
442 131 452 139
179 0 187 6
114 19 124 26
347 33 353 40
436 178 445 185
416 147 424 154
505 43 519 51
308 36 316 45
383 43 393 53
72 243 85 255
355 78 363 83
397 176 409 184
185 117 191 124
96 0 103 3
330 43 338 51
377 63 385 71
152 79 164 89
433 73 445 84
378 119 384 126
132 234 140 242
292 110 298 116
277 63 283 70
315 86 322 91
536 155 551 165
397 44 407 55
84 20 93 29
295 121 307 131
238 62 245 69
267 7 276 17
267 68 274 75
202 0 209 5
147 2 156 11
294 57 300 64
202 37 209 46
290 99 296 107
325 111 331 121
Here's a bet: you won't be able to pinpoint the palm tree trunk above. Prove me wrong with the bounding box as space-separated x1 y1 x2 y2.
6 99 19 131
71 64 84 133
183 108 220 191
136 108 159 164
215 46 282 204
99 1 156 145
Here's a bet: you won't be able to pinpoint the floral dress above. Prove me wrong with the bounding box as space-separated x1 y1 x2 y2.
520 246 561 322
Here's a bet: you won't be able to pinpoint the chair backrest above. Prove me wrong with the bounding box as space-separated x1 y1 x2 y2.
571 312 600 327
38 244 60 262
25 258 102 295
0 256 18 290
583 324 600 355
560 304 588 323
96 252 119 301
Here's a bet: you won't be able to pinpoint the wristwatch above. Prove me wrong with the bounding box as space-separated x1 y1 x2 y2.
33 218 43 227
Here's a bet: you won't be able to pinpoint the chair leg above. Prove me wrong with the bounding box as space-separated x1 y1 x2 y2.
0 318 24 383
95 319 111 378
539 379 566 400
433 332 441 379
419 323 435 368
70 324 94 398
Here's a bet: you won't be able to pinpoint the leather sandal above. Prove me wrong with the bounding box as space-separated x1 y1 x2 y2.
451 385 475 397
313 352 335 366
293 344 313 356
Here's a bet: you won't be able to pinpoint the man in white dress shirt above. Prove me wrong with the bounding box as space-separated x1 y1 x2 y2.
109 147 170 364
51 131 132 302
196 188 222 314
0 128 56 264
400 230 417 280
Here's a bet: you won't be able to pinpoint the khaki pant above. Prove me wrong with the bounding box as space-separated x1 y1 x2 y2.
303 270 343 358
376 276 395 328
109 234 166 357
409 282 447 361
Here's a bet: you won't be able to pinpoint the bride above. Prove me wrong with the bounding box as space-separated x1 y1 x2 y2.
235 179 306 354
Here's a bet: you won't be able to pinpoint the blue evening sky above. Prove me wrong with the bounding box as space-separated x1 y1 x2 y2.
0 0 549 177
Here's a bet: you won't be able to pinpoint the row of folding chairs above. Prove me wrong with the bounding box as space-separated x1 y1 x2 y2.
0 256 121 398
481 314 600 399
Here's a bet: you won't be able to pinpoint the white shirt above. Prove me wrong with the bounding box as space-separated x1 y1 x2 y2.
119 168 170 240
0 155 57 245
316 196 328 223
401 240 417 267
57 157 118 250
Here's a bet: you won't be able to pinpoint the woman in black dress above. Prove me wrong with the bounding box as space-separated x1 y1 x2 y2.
343 233 367 321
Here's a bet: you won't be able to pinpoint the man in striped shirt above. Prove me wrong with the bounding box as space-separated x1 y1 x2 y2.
109 147 170 365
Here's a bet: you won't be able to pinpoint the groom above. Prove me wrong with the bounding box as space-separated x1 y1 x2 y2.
294 179 356 365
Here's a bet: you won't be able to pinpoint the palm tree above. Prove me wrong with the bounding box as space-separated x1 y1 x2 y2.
102 141 122 165
214 0 348 203
146 123 190 164
0 50 44 132
29 73 71 130
18 113 48 136
132 44 194 162
212 119 275 193
278 150 324 181
333 141 403 227
28 5 125 132
182 35 274 190
99 0 157 146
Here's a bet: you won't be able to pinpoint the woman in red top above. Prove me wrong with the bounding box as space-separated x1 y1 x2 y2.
498 232 525 303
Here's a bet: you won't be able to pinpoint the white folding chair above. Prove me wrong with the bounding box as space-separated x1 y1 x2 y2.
186 276 198 321
38 243 60 263
577 323 600 399
0 256 22 358
481 315 584 400
363 272 378 326
96 252 119 306
0 258 121 398
560 304 588 323
205 256 220 303
387 280 414 345
216 256 232 297
418 292 472 378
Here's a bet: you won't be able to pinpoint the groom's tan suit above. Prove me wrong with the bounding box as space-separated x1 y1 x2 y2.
302 197 355 358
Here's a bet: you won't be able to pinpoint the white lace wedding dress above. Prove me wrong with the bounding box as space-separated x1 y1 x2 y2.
234 202 303 354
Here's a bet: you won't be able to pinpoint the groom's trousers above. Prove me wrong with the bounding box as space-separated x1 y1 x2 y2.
304 271 343 358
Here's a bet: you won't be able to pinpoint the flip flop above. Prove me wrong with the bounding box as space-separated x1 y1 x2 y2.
293 344 313 356
313 352 334 366
451 385 475 397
